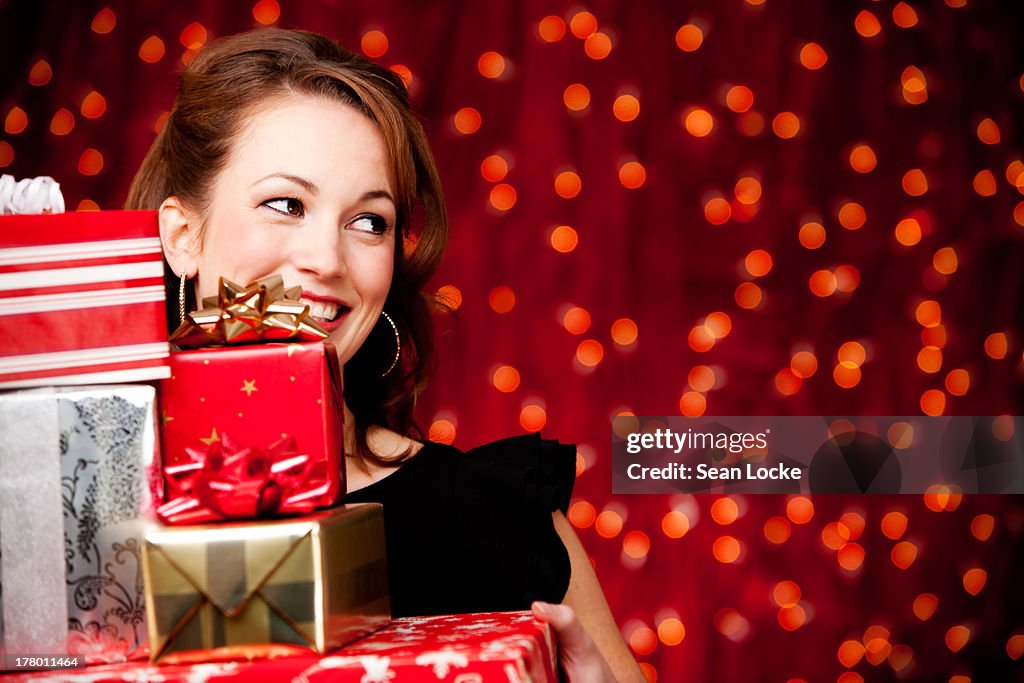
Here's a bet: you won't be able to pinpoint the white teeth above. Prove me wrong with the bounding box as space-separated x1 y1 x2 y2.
300 298 340 322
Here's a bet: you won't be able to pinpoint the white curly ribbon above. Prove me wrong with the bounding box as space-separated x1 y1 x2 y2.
0 174 66 215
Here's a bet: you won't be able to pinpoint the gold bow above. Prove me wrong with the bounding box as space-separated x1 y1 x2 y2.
170 275 328 347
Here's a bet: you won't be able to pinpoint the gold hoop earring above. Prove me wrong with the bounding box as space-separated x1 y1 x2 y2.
178 272 188 325
380 310 400 378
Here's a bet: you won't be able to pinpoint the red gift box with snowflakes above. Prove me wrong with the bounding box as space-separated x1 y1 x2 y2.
156 341 344 524
4 611 556 682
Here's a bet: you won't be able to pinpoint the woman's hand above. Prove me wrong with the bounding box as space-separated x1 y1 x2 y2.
532 601 617 682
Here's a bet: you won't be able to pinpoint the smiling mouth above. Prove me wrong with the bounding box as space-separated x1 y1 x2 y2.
300 298 350 325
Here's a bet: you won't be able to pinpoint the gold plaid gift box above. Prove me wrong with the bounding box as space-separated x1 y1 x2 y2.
142 503 390 662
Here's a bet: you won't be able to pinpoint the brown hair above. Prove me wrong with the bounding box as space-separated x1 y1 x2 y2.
126 28 448 464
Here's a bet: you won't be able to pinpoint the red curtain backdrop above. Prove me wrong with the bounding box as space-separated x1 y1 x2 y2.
2 1 1023 681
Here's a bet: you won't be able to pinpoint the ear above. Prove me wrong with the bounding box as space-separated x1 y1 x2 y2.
158 196 201 277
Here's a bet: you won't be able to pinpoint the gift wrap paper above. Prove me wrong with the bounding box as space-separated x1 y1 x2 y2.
0 385 159 665
158 341 344 523
0 210 170 388
142 503 389 662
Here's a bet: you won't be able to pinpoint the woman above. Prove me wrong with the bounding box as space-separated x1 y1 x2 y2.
127 28 642 682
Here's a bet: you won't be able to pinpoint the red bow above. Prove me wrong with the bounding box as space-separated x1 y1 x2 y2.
157 433 332 525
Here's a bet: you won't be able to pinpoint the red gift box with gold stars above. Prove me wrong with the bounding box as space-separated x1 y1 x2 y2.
157 341 344 524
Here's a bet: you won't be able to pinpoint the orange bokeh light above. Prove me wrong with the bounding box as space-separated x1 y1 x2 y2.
4 107 27 135
973 169 997 197
613 94 640 122
962 567 987 595
563 83 591 111
611 318 638 346
705 312 732 338
920 389 946 415
945 625 971 653
855 10 882 37
78 148 104 176
712 535 742 563
628 626 657 656
837 542 865 570
704 197 731 225
569 11 598 39
798 221 826 249
744 249 772 277
453 107 482 134
0 141 12 168
984 332 1008 359
902 168 929 196
568 500 596 528
725 86 754 113
562 307 591 334
917 345 943 373
838 640 865 668
913 593 939 620
538 16 566 42
252 0 280 25
977 118 1000 145
480 154 509 182
492 365 521 393
489 183 517 211
933 247 958 275
894 218 922 246
49 108 74 136
833 362 862 389
623 530 650 559
662 511 690 538
777 604 806 631
834 265 860 293
584 32 612 60
28 59 52 86
427 418 456 444
488 285 516 313
519 404 547 432
809 269 837 297
675 24 704 52
734 176 762 204
619 161 647 189
772 111 800 138
576 339 604 367
945 368 970 396
436 284 462 310
684 108 714 137
679 391 707 417
595 509 623 538
734 282 762 309
91 8 116 34
881 511 908 540
555 171 582 198
838 201 867 230
799 42 828 70
772 580 801 608
658 618 686 646
477 51 506 79
361 29 388 58
821 521 851 550
775 368 803 396
179 21 206 50
764 516 791 544
971 513 995 541
892 2 919 28
849 145 877 173
688 365 716 392
711 497 739 525
550 225 579 253
790 351 818 378
915 300 942 327
786 497 814 524
138 35 165 63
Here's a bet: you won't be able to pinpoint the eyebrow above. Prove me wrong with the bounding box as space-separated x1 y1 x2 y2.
252 173 395 204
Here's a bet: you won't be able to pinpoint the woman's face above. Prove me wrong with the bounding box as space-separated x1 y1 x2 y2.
189 95 397 365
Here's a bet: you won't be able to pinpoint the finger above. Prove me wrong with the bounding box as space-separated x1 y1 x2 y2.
531 601 588 651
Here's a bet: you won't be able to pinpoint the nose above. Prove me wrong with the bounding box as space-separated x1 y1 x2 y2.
292 215 347 280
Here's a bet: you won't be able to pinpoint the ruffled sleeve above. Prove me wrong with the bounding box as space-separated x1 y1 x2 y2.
449 433 577 612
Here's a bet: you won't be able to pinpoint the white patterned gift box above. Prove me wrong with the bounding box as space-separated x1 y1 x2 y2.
0 385 160 666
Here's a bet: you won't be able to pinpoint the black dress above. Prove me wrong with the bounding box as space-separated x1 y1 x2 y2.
344 433 576 618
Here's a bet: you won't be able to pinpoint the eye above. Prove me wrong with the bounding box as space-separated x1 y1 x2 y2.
348 214 390 235
263 197 304 217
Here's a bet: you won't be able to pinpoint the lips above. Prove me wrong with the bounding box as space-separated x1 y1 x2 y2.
299 292 350 330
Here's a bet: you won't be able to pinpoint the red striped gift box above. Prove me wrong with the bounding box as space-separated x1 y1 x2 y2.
0 210 170 388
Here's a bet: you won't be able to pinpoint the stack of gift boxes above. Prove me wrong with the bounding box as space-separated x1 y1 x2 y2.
0 201 556 681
